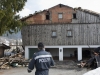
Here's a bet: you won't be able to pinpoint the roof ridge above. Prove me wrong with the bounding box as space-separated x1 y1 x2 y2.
74 7 100 16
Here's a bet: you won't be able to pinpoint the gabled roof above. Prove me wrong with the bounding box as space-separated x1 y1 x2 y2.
21 9 46 21
21 4 73 21
49 3 73 10
21 4 100 21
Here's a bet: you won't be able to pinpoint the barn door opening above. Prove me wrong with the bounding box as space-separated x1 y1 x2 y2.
29 48 38 59
63 48 77 60
82 48 94 60
45 48 59 60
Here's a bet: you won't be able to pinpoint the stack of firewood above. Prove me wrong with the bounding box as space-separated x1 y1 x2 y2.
0 52 29 69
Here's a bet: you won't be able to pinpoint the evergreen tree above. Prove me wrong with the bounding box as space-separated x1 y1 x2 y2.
0 0 27 35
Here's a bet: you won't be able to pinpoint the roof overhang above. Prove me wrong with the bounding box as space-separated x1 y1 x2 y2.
0 43 11 49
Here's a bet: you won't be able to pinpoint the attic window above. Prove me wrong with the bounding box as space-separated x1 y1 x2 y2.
46 11 50 20
46 14 50 20
73 13 77 19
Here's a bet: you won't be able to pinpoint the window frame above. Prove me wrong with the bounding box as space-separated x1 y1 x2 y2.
46 14 50 20
58 13 63 19
51 30 57 38
73 13 77 19
66 30 72 37
45 11 50 20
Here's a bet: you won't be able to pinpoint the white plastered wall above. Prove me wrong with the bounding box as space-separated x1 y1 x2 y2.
25 45 100 61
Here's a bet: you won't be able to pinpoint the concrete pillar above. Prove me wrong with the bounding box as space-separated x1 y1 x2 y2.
77 47 82 61
25 46 29 59
59 47 63 61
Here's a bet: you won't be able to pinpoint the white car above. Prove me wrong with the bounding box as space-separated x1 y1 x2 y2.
83 67 100 75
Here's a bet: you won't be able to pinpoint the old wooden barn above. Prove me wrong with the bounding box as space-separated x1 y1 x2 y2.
21 4 100 61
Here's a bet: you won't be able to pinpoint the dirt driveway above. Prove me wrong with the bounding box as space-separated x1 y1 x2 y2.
0 67 89 75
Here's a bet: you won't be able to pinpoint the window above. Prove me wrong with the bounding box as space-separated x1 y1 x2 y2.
67 30 72 37
58 13 63 19
73 13 77 19
46 14 50 20
51 31 57 37
46 11 50 20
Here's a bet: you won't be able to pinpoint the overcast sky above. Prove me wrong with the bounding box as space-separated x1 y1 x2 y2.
18 0 100 17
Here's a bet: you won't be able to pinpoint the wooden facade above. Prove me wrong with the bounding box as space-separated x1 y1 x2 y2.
72 9 100 23
22 23 100 46
21 4 100 46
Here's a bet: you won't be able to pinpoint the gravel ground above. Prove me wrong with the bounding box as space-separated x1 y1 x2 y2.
0 67 89 75
0 60 90 75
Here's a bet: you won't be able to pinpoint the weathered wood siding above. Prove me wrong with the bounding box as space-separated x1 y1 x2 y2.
22 23 100 46
72 10 100 23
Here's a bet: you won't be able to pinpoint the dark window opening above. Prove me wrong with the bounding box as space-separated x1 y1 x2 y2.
46 11 50 20
73 13 77 19
46 14 50 20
